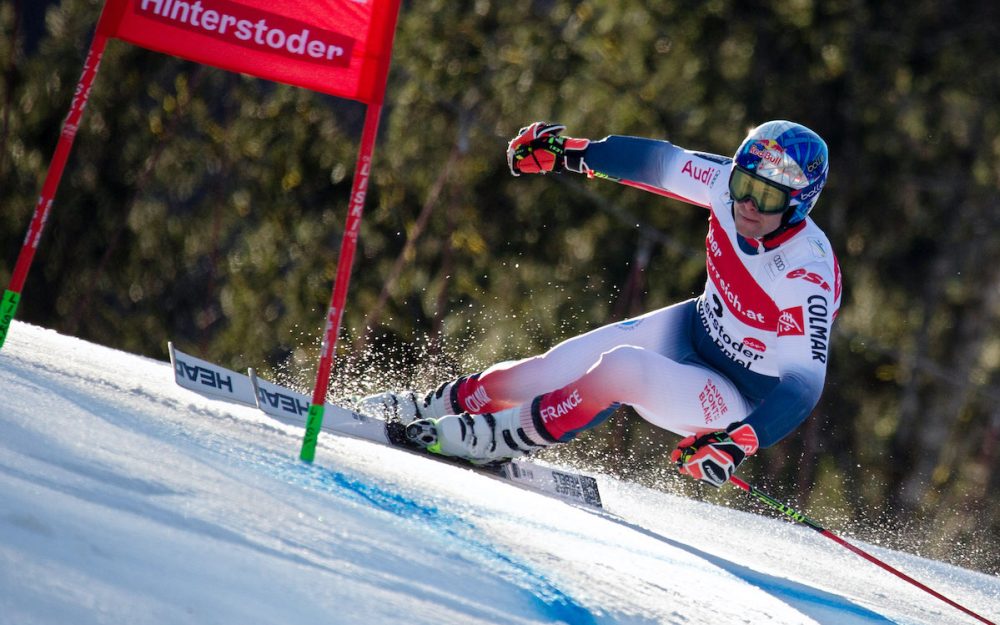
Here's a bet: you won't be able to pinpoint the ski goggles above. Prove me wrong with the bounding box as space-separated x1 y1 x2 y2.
728 166 793 214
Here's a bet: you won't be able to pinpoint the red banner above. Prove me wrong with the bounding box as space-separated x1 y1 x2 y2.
98 0 399 103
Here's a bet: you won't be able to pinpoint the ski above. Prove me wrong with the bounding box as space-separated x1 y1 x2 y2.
168 342 257 406
168 344 603 509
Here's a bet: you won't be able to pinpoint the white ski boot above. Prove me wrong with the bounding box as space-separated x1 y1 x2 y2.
356 381 459 425
405 406 550 464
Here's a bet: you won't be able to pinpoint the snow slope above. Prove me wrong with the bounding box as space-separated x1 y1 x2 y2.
0 321 997 625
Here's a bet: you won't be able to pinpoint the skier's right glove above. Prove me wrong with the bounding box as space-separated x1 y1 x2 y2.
670 422 759 488
506 122 590 176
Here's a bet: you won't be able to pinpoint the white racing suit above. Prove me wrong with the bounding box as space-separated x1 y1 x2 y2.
447 136 842 449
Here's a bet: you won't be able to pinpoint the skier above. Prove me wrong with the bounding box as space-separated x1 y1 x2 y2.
360 120 840 487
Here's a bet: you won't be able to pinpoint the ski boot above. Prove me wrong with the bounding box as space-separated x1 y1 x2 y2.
356 380 460 425
405 406 549 464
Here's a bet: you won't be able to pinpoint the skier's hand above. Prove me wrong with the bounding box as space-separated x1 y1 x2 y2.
506 122 590 176
670 423 759 487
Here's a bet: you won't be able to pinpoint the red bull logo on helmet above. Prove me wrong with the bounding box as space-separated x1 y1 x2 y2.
748 140 783 166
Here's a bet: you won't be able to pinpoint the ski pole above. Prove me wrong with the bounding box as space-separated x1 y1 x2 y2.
729 476 995 625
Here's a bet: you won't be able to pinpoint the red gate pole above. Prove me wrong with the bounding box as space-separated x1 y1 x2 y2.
300 103 383 462
0 32 109 350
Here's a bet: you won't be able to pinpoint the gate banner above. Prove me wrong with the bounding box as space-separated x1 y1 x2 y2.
99 0 398 103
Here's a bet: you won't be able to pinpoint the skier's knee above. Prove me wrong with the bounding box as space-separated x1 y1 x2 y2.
589 345 646 380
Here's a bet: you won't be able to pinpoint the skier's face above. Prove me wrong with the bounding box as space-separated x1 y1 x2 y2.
733 198 785 239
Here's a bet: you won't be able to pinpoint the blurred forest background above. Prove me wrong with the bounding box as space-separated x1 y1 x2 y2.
2 0 999 572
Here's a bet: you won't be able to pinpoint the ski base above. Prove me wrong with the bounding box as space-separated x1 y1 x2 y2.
168 343 603 509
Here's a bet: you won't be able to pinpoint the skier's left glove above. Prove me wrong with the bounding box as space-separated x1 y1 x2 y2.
506 122 590 176
670 422 759 487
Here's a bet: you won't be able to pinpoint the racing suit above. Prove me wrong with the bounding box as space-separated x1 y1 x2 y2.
449 136 842 448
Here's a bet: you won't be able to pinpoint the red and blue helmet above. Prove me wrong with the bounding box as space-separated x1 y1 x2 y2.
732 121 829 224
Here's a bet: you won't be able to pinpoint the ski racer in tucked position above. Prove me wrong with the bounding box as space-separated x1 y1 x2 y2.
360 120 841 487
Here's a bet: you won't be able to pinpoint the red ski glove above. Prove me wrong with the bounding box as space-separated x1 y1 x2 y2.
506 122 590 176
671 423 759 487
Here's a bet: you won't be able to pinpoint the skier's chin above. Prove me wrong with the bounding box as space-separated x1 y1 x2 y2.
735 214 765 239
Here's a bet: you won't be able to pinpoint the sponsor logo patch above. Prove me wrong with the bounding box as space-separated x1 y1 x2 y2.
175 359 234 392
257 387 309 416
765 252 787 281
743 337 767 352
786 268 832 292
539 389 583 423
136 0 356 68
681 160 721 186
807 294 830 363
705 216 774 329
463 384 492 413
699 379 729 425
616 319 644 331
808 237 828 258
777 307 805 336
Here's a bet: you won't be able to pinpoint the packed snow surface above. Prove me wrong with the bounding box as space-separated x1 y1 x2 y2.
1 322 997 624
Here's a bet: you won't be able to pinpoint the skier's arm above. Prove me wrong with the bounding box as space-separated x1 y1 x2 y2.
741 367 824 448
507 123 728 208
743 266 838 447
673 361 823 486
584 136 730 209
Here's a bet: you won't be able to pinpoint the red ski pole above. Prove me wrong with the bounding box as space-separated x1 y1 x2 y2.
730 476 995 625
